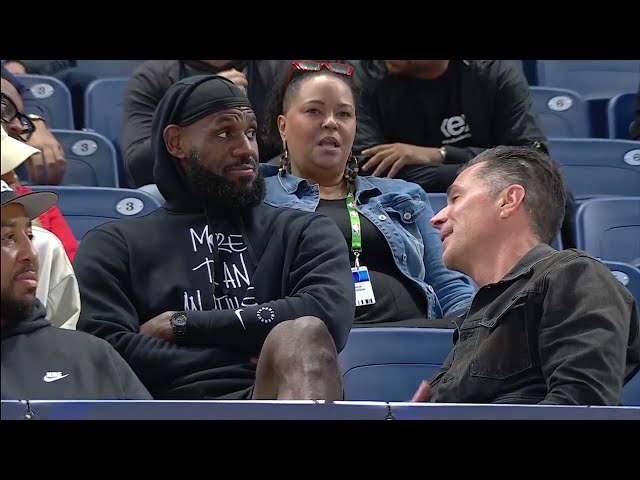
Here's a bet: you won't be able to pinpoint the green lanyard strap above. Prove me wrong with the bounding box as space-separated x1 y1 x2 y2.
346 188 362 268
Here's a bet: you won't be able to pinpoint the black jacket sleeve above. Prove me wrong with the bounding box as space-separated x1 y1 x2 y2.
11 60 76 75
352 62 390 158
74 228 247 397
184 214 355 353
538 256 639 406
105 344 154 400
121 62 175 187
443 60 548 165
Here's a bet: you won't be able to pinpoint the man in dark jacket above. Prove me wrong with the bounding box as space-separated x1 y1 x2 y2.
74 75 354 401
1 145 151 400
352 60 547 193
411 146 640 406
122 60 291 187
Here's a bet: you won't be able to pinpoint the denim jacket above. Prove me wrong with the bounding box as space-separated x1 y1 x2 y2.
261 164 475 319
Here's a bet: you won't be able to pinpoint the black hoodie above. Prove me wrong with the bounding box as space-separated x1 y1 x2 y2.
1 300 152 400
73 75 355 400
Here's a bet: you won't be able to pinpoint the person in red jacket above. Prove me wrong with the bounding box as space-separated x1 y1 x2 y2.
0 123 78 262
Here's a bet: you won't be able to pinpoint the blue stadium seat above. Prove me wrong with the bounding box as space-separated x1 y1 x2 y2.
74 60 144 78
339 327 454 401
603 260 640 306
536 60 640 100
427 193 563 250
29 185 162 241
530 87 590 138
50 129 119 187
536 61 640 138
574 197 640 265
427 192 447 214
624 371 640 406
547 138 640 198
607 92 637 140
137 184 165 204
83 77 130 187
83 77 129 145
17 74 74 129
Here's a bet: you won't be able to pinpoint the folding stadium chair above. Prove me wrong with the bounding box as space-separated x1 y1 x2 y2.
50 129 119 187
74 60 144 78
529 87 590 138
623 371 640 406
607 92 637 140
574 197 640 265
137 184 165 204
29 185 163 241
536 60 640 100
546 138 640 198
339 327 454 401
603 260 640 306
17 74 75 129
536 60 640 138
83 77 130 187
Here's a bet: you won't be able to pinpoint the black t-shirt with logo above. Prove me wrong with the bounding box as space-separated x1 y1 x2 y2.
352 59 547 175
360 61 469 151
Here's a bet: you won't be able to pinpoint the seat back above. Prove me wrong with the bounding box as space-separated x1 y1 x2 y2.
530 86 590 138
339 327 454 401
17 74 74 129
74 60 144 78
574 197 640 264
547 138 640 198
607 92 637 140
536 60 640 99
83 77 131 187
603 260 640 306
83 77 129 144
50 129 119 187
29 185 162 241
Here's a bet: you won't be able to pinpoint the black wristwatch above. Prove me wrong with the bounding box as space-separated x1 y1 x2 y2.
170 311 188 341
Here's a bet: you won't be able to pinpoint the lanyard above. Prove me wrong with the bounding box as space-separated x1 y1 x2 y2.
346 188 362 269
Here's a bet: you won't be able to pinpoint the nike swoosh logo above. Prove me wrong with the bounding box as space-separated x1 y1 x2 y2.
234 309 246 330
43 374 70 383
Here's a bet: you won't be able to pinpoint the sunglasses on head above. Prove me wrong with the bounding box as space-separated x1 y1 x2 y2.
283 60 355 95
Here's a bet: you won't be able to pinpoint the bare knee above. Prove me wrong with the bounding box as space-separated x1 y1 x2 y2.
268 316 334 347
255 317 342 400
261 316 339 369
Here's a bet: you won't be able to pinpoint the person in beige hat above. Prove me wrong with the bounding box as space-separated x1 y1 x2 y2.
0 121 40 169
1 125 80 329
1 79 78 261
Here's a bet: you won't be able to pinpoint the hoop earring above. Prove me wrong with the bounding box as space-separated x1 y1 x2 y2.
344 153 359 181
279 140 289 176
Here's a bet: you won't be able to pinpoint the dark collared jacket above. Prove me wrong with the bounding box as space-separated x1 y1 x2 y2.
430 244 640 406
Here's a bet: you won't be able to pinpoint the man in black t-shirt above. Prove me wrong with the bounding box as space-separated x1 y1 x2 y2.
352 60 547 193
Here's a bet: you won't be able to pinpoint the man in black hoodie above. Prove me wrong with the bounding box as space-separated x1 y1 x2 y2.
74 75 354 401
1 171 151 400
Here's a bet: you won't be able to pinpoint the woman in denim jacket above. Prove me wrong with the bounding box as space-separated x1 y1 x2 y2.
259 61 475 326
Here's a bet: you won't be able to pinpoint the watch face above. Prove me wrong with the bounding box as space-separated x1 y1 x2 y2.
172 314 187 327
